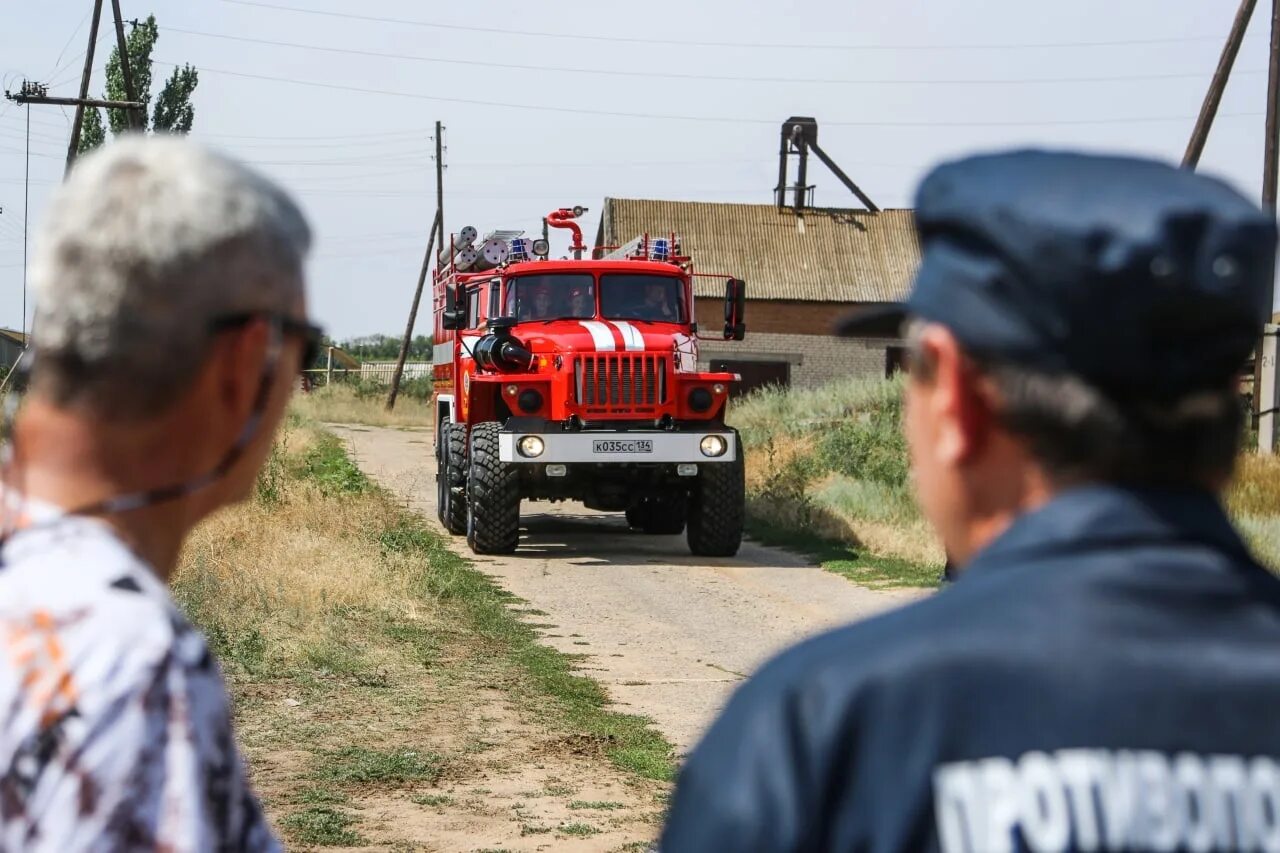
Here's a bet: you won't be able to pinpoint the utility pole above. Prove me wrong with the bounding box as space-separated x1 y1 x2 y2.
23 101 29 339
1186 0 1280 452
387 121 446 411
1183 0 1256 169
110 0 143 131
385 212 440 411
1261 0 1280 451
1264 0 1280 211
67 0 106 172
435 121 446 255
5 5 144 167
3 0 145 346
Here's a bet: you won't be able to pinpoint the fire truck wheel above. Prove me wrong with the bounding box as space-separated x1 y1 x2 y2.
466 421 521 554
627 497 686 535
686 435 745 557
437 421 468 536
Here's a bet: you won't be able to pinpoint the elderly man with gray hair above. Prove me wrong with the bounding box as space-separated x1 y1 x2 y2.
0 137 319 849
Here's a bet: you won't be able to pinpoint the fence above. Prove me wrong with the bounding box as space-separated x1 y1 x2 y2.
358 362 433 384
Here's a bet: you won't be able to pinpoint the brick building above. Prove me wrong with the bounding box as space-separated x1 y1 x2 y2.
596 198 919 392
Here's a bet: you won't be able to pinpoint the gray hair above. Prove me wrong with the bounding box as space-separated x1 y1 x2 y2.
29 135 312 418
905 321 1244 488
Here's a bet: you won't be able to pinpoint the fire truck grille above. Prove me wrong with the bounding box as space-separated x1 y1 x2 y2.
576 354 666 409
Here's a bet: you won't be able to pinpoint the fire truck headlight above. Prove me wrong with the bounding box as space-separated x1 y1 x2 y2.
700 435 727 458
713 383 726 395
505 384 518 396
688 387 713 413
518 436 546 458
517 388 543 413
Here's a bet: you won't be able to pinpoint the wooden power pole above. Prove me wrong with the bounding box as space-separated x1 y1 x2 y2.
1185 0 1280 452
385 212 440 411
1262 0 1280 451
66 0 107 172
386 122 446 411
1183 0 1257 168
110 0 144 131
7 0 145 170
435 120 446 255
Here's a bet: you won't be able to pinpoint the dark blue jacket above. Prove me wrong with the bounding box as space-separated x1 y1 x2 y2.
661 485 1280 852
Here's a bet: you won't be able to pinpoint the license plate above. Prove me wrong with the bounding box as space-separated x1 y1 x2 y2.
593 439 653 454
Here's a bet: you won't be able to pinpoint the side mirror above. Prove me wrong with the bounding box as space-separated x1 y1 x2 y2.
441 285 468 330
723 278 746 341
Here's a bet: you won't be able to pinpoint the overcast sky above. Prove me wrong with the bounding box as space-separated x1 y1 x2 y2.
1 0 1276 340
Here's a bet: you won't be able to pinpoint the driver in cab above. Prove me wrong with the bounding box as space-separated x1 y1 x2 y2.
624 279 678 322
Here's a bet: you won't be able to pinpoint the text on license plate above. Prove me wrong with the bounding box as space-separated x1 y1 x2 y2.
593 440 653 454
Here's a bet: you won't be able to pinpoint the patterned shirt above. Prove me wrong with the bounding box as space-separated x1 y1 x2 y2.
0 498 279 851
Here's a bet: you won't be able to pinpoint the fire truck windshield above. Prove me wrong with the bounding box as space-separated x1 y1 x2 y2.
600 274 686 323
506 274 595 321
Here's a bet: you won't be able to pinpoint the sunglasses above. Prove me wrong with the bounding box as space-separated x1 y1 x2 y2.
210 312 326 373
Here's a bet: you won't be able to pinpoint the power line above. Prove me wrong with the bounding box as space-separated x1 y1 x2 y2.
217 0 1266 52
236 151 432 167
0 126 67 146
188 126 429 142
153 61 1266 128
45 7 95 82
46 28 113 86
0 143 58 159
0 111 73 132
157 24 1266 87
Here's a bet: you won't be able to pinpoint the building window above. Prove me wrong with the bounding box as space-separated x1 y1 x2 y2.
885 346 908 378
711 359 790 397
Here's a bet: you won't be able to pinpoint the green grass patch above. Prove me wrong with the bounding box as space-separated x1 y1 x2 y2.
314 746 445 786
569 800 625 811
559 822 600 837
279 805 365 846
408 527 676 781
747 515 940 589
294 787 348 805
294 431 372 496
411 793 454 807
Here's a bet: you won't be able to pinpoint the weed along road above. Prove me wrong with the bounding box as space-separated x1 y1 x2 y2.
331 424 919 753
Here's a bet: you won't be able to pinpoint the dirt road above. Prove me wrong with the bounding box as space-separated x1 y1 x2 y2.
332 424 919 754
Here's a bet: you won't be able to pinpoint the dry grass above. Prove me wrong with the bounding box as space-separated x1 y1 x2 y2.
1228 452 1280 517
179 473 433 672
1228 453 1280 571
171 423 669 847
734 377 943 584
735 376 1280 580
291 383 434 428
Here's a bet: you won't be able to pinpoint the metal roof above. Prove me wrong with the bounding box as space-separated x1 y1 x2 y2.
599 198 919 302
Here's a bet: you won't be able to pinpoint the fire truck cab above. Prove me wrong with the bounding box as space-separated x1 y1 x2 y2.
432 208 747 556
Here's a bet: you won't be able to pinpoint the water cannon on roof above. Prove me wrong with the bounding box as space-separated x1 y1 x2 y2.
546 206 589 259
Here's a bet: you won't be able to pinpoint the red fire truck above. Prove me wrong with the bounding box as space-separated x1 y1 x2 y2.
432 207 747 556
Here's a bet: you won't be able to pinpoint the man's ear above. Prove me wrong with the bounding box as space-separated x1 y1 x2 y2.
922 326 996 465
215 319 271 423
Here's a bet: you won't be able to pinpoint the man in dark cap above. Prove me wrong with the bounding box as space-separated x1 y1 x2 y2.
660 150 1280 852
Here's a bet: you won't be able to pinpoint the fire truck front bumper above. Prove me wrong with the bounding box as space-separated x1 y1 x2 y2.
498 429 737 464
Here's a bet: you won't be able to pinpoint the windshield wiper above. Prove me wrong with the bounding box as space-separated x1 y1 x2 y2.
538 315 589 325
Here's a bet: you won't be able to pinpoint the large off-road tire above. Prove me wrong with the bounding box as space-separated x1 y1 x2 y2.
436 421 468 535
466 421 521 554
627 496 686 535
686 435 745 557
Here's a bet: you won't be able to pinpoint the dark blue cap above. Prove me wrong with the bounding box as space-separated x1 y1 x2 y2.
838 150 1277 400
